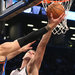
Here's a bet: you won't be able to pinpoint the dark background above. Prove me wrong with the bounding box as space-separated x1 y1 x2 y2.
0 0 75 75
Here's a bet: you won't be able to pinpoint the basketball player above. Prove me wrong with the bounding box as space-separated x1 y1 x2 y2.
9 13 65 75
0 12 65 75
0 41 35 75
10 30 52 75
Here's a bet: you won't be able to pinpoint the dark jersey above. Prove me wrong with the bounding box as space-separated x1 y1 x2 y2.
0 62 4 75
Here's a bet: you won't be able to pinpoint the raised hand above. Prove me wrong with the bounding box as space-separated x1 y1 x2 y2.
18 41 36 52
47 13 65 30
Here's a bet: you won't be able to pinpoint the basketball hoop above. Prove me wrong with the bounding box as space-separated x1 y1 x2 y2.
41 0 73 35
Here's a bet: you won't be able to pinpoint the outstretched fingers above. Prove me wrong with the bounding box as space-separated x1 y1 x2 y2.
58 13 65 23
27 41 36 47
50 13 53 20
20 41 36 52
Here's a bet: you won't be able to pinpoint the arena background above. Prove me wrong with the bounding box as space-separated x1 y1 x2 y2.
0 0 75 75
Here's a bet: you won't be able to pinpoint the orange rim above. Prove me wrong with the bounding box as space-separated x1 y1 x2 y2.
36 0 70 5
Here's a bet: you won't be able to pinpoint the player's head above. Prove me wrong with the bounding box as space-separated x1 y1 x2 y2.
21 50 35 67
22 50 35 61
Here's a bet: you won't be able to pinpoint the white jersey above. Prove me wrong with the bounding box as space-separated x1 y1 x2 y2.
10 67 28 75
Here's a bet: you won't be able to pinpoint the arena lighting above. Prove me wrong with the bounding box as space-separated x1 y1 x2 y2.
27 24 34 27
4 36 6 40
41 21 48 24
5 23 9 26
69 27 75 30
32 28 38 31
72 34 75 37
69 44 72 47
71 37 75 40
65 11 75 21
23 8 32 13
7 36 9 39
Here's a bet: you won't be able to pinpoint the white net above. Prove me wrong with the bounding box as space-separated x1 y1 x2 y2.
42 0 73 35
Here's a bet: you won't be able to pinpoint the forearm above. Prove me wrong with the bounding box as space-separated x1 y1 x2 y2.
7 41 33 61
39 30 52 46
34 30 52 69
5 26 49 55
17 26 50 47
0 40 20 56
28 30 52 69
7 50 22 61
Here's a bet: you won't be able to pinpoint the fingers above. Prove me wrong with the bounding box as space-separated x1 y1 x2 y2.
27 41 36 46
48 13 53 19
58 13 65 22
48 13 53 23
21 46 33 52
23 47 33 52
31 41 36 44
50 13 53 20
26 47 33 50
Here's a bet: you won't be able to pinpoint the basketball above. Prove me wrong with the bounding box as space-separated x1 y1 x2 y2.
46 3 65 19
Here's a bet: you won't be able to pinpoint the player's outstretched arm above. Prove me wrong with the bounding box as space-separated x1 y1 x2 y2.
0 13 65 61
0 41 35 61
0 40 20 56
27 13 65 72
0 13 63 57
0 24 50 57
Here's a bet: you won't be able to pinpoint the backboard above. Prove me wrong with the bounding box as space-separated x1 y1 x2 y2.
0 0 42 21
